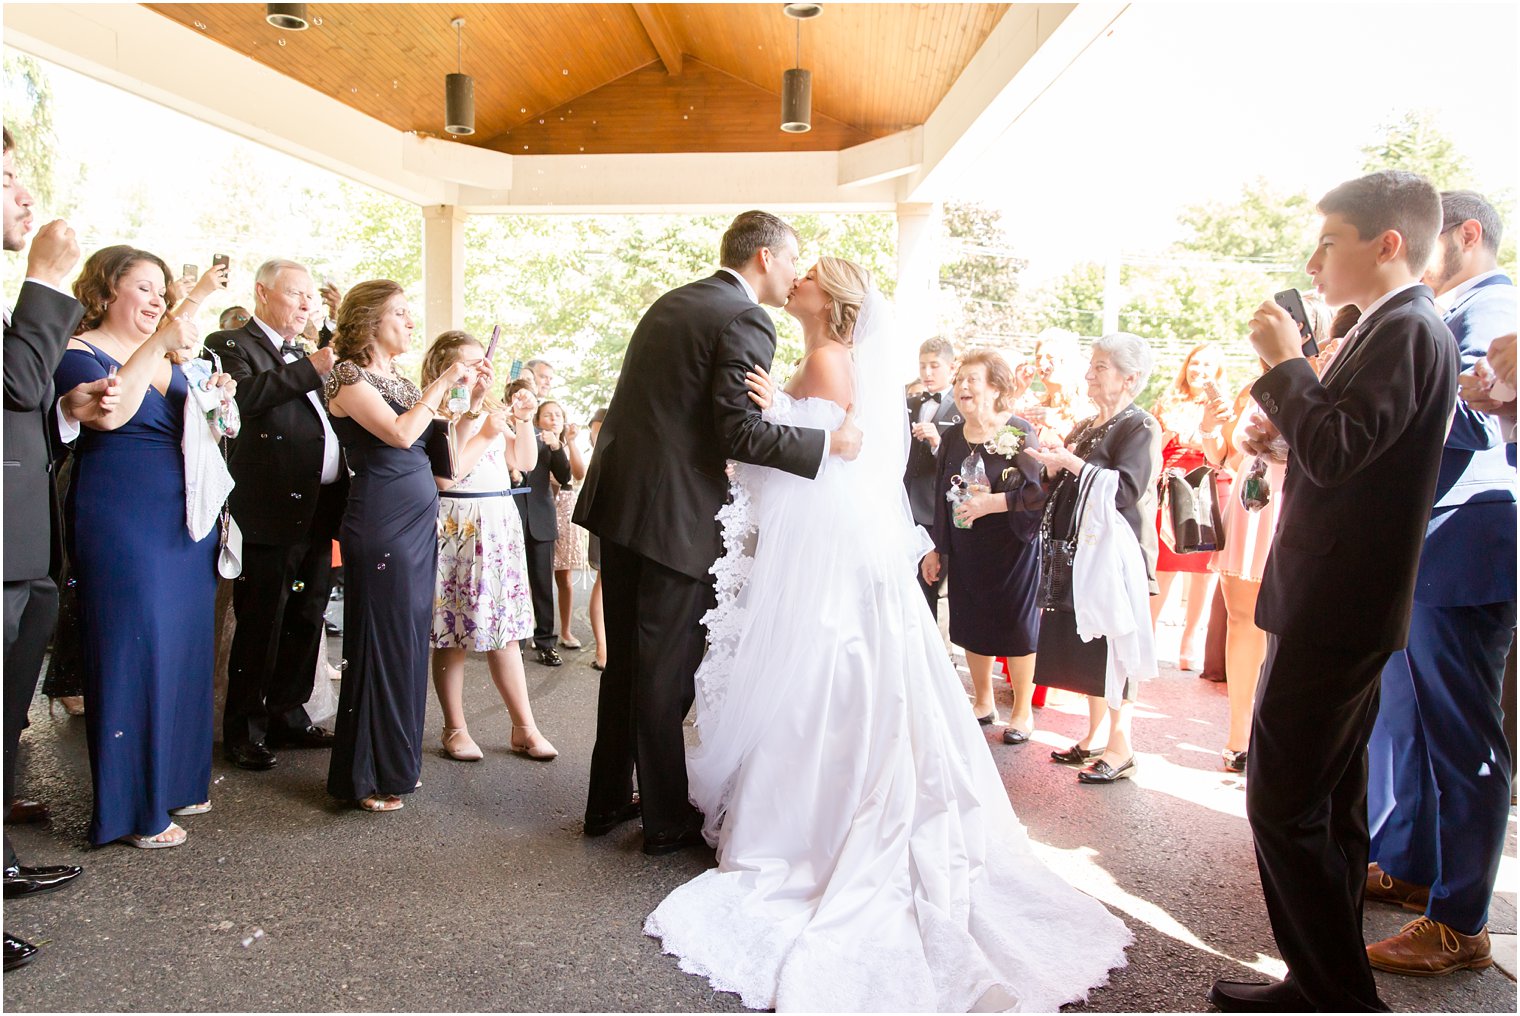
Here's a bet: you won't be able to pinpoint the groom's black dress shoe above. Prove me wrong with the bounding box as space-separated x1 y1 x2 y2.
643 824 707 856
584 797 641 837
4 863 83 900
1207 979 1310 1013
4 933 37 971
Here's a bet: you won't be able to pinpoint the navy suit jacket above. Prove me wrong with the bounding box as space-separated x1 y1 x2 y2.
1414 273 1517 607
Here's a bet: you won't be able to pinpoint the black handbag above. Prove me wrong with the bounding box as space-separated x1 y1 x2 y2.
1161 465 1226 554
1037 466 1096 612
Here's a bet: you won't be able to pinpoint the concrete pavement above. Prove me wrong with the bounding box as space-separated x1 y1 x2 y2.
3 609 1515 1012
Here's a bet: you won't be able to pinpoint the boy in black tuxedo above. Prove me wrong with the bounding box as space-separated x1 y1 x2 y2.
903 337 958 617
1209 172 1456 1012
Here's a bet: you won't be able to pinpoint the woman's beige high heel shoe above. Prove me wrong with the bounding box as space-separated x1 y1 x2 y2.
510 725 558 761
442 726 483 761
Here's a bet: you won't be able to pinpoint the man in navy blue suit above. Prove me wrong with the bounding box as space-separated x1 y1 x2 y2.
1363 190 1516 976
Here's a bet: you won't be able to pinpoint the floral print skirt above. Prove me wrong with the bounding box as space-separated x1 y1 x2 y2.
432 494 535 651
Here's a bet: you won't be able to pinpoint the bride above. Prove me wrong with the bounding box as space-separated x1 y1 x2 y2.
644 257 1131 1012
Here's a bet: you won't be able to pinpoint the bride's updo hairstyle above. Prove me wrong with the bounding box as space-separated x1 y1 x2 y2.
332 279 404 368
813 256 871 346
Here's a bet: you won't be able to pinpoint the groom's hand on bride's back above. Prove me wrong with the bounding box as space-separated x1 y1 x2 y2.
828 405 863 461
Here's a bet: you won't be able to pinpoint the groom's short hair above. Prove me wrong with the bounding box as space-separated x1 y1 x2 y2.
720 211 798 270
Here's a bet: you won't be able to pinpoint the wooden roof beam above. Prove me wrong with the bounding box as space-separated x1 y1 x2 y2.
631 3 683 76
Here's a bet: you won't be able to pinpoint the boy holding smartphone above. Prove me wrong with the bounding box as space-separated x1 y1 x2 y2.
1209 171 1457 1013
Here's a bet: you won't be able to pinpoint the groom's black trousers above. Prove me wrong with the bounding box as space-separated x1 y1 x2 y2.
1247 634 1390 1013
586 539 713 837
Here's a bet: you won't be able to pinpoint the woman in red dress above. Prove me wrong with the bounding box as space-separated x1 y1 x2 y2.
1149 342 1228 670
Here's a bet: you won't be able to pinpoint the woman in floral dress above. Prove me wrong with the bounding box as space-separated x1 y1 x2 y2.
423 333 558 762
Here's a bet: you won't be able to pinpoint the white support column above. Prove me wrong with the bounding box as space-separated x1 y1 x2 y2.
895 202 943 343
422 205 468 335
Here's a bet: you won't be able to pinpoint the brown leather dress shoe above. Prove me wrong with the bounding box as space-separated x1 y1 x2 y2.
1365 862 1430 911
1366 916 1492 976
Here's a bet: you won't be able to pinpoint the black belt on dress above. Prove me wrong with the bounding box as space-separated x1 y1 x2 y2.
439 487 532 499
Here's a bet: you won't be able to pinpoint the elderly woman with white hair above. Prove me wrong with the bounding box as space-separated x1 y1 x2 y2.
1026 332 1162 785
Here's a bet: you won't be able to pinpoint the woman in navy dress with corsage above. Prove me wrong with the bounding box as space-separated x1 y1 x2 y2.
54 246 233 848
322 281 482 812
920 350 1046 742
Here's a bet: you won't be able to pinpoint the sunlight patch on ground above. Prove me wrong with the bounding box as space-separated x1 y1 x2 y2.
1028 840 1288 981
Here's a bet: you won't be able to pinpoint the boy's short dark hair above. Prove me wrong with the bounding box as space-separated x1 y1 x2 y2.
1440 190 1503 254
1317 171 1442 274
720 211 798 270
2 127 13 154
919 337 955 360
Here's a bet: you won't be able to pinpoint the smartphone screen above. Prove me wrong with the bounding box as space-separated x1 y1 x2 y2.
212 253 230 287
182 264 198 283
1273 289 1319 358
508 358 523 381
484 325 502 361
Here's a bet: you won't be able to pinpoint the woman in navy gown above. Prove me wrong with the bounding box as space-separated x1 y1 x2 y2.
322 281 482 812
54 246 231 847
920 350 1046 741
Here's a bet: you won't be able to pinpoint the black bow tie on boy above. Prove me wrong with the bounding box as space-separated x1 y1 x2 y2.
920 391 941 404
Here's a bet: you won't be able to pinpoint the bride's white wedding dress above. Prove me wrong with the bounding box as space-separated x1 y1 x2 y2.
645 295 1130 1011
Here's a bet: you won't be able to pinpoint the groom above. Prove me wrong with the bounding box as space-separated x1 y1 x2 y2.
575 210 862 854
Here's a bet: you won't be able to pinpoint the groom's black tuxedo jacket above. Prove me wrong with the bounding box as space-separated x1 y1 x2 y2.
574 271 826 581
1252 284 1457 653
204 321 347 546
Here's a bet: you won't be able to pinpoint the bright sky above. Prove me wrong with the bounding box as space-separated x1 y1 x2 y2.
7 1 1518 282
961 1 1519 278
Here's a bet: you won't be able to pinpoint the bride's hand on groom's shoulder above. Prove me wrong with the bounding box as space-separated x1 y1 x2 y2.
745 364 775 411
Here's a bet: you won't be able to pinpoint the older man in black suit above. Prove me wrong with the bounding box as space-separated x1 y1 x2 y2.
515 414 572 666
574 211 861 854
205 259 345 771
1209 172 1457 1013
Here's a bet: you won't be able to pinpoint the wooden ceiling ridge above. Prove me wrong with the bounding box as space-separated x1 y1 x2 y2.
630 3 683 76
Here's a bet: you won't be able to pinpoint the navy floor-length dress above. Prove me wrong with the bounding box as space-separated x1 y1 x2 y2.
55 343 216 845
323 363 439 801
931 417 1045 657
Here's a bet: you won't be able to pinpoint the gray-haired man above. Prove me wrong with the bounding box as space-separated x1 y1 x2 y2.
204 259 346 770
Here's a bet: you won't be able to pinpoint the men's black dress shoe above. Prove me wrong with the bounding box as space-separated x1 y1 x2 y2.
267 725 336 749
224 741 278 770
1077 757 1136 784
535 646 563 667
1050 744 1103 765
1207 978 1310 1013
4 933 37 971
584 797 641 837
5 862 83 900
643 824 708 857
5 798 50 824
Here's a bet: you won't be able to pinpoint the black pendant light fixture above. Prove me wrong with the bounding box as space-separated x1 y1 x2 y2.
780 4 820 133
445 16 476 136
265 3 309 31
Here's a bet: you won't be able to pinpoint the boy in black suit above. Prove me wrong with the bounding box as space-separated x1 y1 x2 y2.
904 337 958 617
1210 171 1456 1012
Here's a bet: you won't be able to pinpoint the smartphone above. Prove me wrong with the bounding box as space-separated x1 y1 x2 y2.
508 357 523 381
182 263 198 283
484 325 502 361
212 253 230 287
1273 289 1319 358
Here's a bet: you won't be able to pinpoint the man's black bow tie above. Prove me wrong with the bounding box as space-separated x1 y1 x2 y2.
281 342 306 359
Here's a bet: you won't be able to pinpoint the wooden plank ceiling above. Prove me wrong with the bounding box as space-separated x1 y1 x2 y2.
144 3 1010 155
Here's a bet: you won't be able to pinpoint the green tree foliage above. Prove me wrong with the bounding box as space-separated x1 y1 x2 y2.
938 202 1027 345
1359 109 1476 191
3 53 63 213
